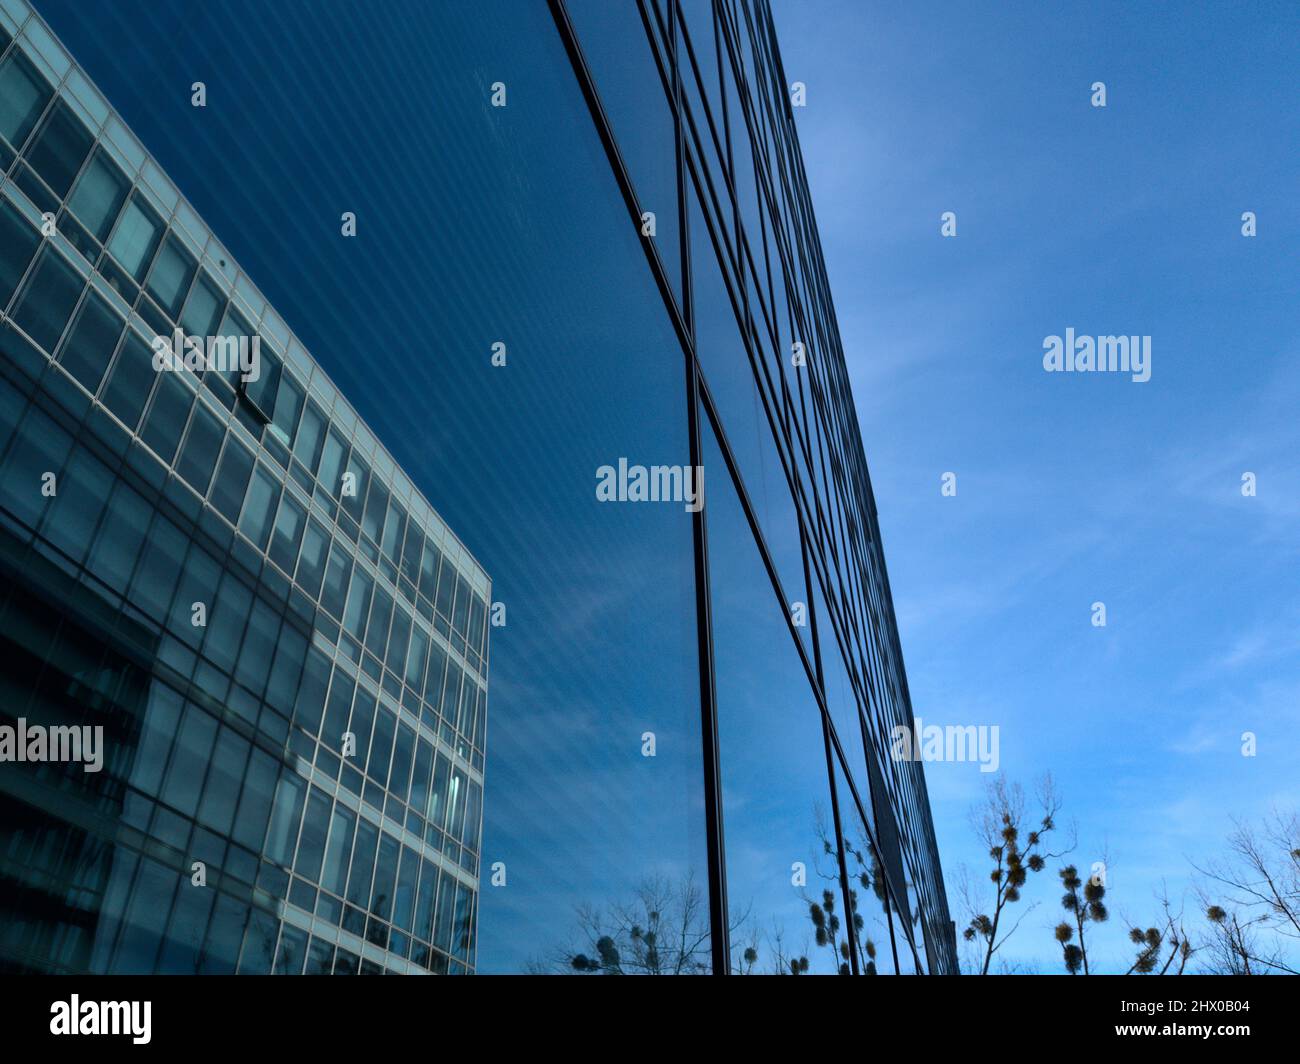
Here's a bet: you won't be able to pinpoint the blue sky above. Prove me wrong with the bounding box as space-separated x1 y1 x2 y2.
771 0 1300 971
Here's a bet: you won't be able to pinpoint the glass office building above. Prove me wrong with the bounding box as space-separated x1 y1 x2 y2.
0 0 490 974
0 0 956 975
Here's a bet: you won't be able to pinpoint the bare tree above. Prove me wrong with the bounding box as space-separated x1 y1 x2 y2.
1054 859 1108 974
1194 810 1300 975
961 774 1070 974
538 873 713 975
1124 889 1193 975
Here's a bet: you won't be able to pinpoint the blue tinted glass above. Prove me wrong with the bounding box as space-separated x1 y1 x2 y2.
209 437 253 521
53 286 121 392
145 233 197 317
26 98 93 197
66 147 129 241
141 371 193 463
702 410 841 973
0 198 40 306
176 401 223 494
0 49 52 149
106 194 164 280
12 245 84 352
101 330 156 430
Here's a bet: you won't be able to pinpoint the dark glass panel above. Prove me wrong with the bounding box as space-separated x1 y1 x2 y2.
0 49 52 150
11 244 83 353
24 97 93 197
0 197 40 306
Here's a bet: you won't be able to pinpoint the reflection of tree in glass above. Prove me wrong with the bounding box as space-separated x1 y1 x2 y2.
535 805 905 974
529 873 715 974
803 806 890 974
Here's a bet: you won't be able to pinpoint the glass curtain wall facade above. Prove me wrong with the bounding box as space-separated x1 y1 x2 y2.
0 0 490 974
0 0 955 975
558 0 957 974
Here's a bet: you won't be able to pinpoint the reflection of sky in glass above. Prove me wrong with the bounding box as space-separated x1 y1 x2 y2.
39 0 713 972
701 414 839 974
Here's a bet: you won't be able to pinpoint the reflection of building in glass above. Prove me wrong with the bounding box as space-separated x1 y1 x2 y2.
2 0 955 975
0 1 489 974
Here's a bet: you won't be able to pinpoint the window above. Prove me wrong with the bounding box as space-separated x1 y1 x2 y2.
318 428 347 495
141 372 193 463
265 771 307 867
100 329 156 430
321 673 356 753
169 541 220 650
113 858 176 973
345 819 379 911
209 437 254 521
399 522 423 586
130 512 188 620
145 233 197 318
292 398 325 470
393 846 419 932
320 803 356 897
386 604 411 676
162 703 218 819
86 480 149 593
367 706 396 787
294 517 330 597
364 585 393 660
241 341 281 422
340 451 368 520
25 98 94 198
205 571 253 673
216 305 254 392
0 50 52 150
294 787 333 884
0 198 40 307
180 269 225 339
265 624 308 718
237 463 280 549
234 597 279 696
66 148 129 242
269 492 306 574
390 723 416 804
269 371 303 448
418 541 442 599
382 500 406 561
273 923 307 975
175 401 224 495
414 858 438 944
11 245 84 353
404 627 429 692
305 937 334 976
55 288 122 394
342 566 373 640
319 546 352 619
370 834 399 919
106 193 164 280
291 646 332 737
361 477 388 543
198 726 251 836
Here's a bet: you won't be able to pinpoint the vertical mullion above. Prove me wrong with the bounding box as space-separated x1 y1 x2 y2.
675 0 731 977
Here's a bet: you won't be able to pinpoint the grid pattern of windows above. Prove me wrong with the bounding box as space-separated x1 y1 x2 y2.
558 0 957 972
0 0 488 975
1 0 955 976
